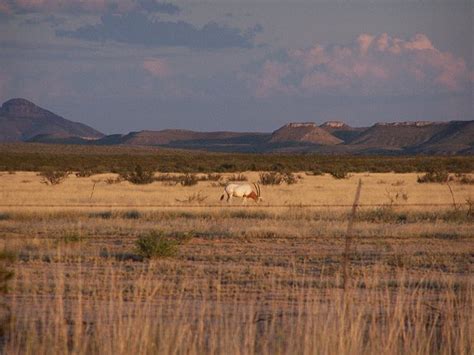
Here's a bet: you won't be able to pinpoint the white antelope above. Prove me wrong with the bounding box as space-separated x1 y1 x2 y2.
220 183 262 203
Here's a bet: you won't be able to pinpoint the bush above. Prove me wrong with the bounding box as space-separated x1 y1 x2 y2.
75 168 94 177
121 165 155 185
123 210 141 219
417 171 449 183
329 168 349 179
227 173 247 181
455 174 474 185
135 231 180 259
180 173 198 186
89 211 112 219
283 172 299 185
259 172 284 185
38 169 70 185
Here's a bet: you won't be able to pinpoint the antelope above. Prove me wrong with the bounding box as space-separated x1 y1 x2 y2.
220 183 262 203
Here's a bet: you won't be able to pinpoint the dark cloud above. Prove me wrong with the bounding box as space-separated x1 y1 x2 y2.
138 1 180 14
21 15 65 27
56 11 262 49
0 1 180 15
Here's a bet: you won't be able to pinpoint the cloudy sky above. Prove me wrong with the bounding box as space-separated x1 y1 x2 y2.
0 0 472 133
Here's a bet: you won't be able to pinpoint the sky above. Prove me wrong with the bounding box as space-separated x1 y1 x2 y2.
0 0 472 134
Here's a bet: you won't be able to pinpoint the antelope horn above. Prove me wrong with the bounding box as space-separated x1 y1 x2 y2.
255 182 261 197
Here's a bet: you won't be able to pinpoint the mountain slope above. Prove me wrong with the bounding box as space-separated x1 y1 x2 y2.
270 123 342 145
350 121 449 150
319 121 366 143
0 98 103 142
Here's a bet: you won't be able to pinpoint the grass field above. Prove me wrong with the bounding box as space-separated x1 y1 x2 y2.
0 171 473 354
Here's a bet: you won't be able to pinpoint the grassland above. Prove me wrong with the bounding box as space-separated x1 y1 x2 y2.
0 171 473 354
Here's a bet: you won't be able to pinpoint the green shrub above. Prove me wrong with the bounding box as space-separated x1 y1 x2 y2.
0 213 10 221
135 231 180 259
121 165 155 184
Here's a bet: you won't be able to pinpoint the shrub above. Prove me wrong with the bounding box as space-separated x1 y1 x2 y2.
417 171 449 183
329 168 349 179
121 165 155 185
283 172 299 185
204 173 222 181
180 173 198 186
60 232 83 244
456 174 474 185
259 172 284 185
135 231 180 259
0 213 10 221
227 173 247 181
38 169 70 185
123 210 141 219
0 263 15 292
104 176 123 185
75 168 94 178
89 211 112 219
309 169 324 176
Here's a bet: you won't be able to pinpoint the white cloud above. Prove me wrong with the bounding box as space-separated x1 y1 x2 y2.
250 33 472 98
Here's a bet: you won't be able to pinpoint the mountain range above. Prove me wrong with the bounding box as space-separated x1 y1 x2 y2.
1 98 472 155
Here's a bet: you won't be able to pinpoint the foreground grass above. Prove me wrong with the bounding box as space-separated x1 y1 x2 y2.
0 171 472 354
4 262 472 355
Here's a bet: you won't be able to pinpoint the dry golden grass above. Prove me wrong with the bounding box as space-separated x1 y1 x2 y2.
0 171 473 354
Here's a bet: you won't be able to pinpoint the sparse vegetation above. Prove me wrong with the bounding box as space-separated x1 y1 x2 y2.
0 170 472 353
329 168 349 179
259 171 283 185
227 173 248 181
176 192 208 203
38 169 70 185
120 164 155 184
417 170 449 183
179 173 199 186
135 231 180 259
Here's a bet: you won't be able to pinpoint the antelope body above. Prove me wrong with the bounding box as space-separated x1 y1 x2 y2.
220 183 262 203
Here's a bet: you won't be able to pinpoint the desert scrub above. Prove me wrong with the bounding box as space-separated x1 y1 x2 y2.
38 169 70 185
135 231 181 259
417 170 449 183
120 164 155 184
179 173 199 186
329 168 349 179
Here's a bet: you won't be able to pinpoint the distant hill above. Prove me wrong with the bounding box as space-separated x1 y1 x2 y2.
270 122 342 145
0 98 103 142
350 121 448 150
1 98 472 155
319 121 366 143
